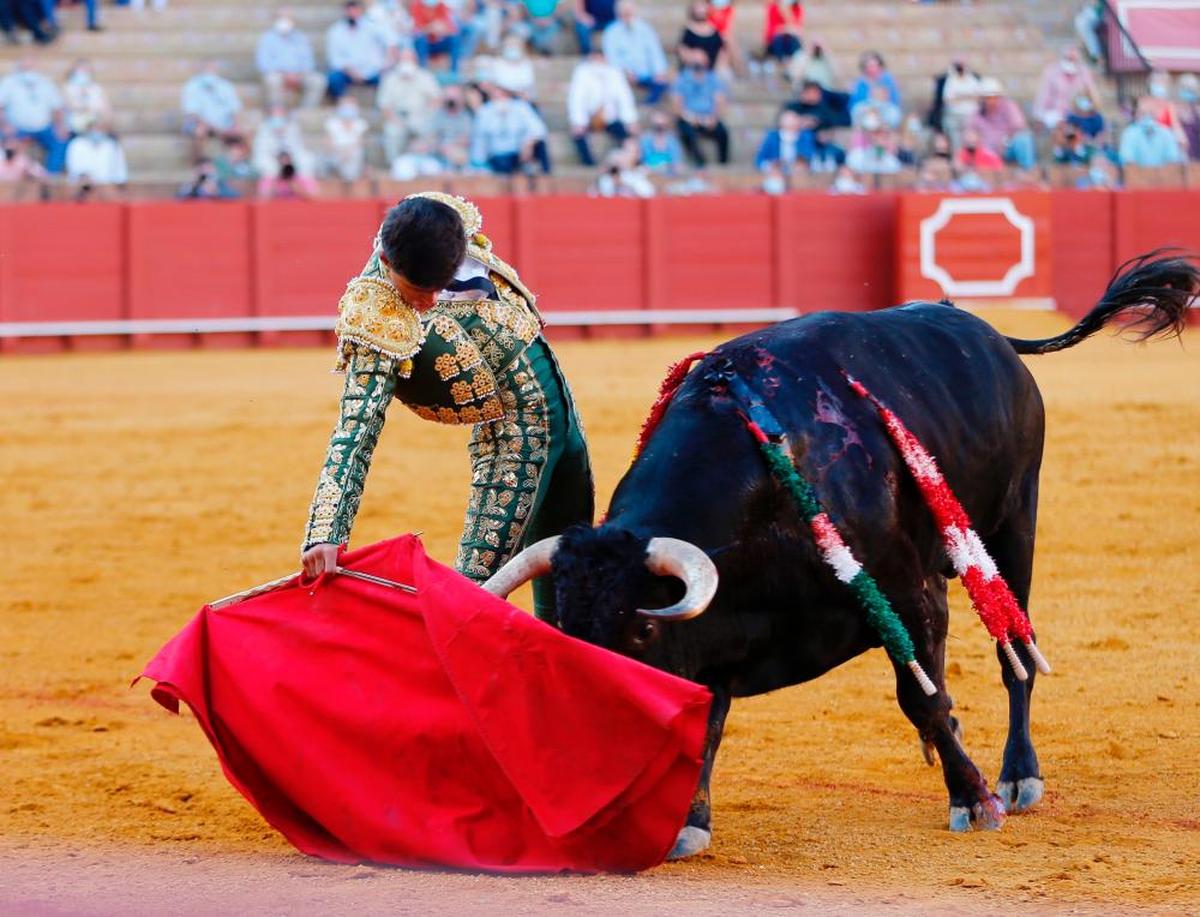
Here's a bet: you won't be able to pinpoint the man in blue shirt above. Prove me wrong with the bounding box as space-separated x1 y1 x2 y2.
470 81 551 181
326 0 393 100
257 7 325 108
602 1 668 105
1119 105 1183 169
671 47 729 167
0 58 67 171
180 60 243 162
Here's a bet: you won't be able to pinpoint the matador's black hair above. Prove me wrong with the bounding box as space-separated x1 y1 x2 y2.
378 197 467 292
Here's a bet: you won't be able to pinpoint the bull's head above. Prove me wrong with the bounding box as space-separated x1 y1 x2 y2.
482 525 718 661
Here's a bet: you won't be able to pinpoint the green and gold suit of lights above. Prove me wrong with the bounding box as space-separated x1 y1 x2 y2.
303 224 593 620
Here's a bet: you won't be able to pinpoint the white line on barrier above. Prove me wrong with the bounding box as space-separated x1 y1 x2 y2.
0 308 801 338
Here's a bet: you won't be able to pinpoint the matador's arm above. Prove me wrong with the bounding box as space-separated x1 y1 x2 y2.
302 348 399 550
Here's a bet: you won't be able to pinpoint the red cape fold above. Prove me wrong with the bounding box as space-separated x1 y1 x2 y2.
140 535 712 873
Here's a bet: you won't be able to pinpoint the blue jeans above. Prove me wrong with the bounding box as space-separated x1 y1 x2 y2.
327 70 380 100
20 126 67 173
414 33 460 72
1004 131 1037 170
636 76 668 106
528 17 560 54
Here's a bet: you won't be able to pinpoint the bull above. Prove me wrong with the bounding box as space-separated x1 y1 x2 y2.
484 251 1198 858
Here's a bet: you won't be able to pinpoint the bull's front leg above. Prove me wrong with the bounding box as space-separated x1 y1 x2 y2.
893 575 1006 832
667 686 731 860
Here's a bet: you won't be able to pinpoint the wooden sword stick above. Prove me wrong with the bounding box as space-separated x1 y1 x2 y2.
208 566 417 611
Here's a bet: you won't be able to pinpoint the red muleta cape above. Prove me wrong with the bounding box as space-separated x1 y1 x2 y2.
140 535 712 873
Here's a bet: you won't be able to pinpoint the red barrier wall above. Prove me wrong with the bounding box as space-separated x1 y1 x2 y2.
0 190 1197 353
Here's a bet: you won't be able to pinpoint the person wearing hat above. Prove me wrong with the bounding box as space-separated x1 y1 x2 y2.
968 77 1036 171
300 193 592 620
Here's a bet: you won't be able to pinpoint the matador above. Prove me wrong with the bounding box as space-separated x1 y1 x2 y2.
300 191 594 619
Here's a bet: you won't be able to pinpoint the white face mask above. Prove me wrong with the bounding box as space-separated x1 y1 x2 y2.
398 61 417 76
763 175 786 195
1149 82 1169 99
502 45 523 62
69 69 91 86
275 18 294 33
337 103 357 118
1060 58 1078 75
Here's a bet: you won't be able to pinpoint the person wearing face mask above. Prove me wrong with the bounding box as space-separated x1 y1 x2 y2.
180 60 243 162
936 58 981 147
1176 73 1200 161
378 47 442 162
640 110 684 174
326 0 392 100
671 46 730 167
1033 47 1097 131
427 84 474 169
61 59 110 137
1139 71 1188 150
300 192 594 624
1119 100 1183 169
567 44 638 165
0 58 68 171
755 108 813 181
1065 91 1104 141
678 1 725 71
602 1 669 105
471 80 551 181
252 104 314 178
490 36 537 102
257 6 324 109
325 96 370 181
64 119 127 196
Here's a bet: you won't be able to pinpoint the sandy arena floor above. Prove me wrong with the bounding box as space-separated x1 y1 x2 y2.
1 311 1198 915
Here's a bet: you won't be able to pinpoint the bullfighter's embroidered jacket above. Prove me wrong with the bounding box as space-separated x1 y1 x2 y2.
302 193 593 614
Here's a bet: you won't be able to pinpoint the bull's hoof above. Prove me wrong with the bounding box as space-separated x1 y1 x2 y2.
666 826 712 860
997 777 1044 814
948 795 1007 832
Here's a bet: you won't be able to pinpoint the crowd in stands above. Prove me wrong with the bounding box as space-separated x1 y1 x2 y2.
2 0 1200 199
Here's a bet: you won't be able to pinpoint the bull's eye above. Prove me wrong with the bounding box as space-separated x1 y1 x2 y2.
634 619 658 644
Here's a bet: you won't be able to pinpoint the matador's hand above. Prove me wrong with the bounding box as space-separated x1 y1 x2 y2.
301 543 340 578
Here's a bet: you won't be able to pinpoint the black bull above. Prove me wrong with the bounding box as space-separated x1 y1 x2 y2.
487 251 1198 854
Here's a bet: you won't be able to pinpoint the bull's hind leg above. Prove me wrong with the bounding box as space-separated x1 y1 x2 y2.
891 573 1006 832
985 494 1044 815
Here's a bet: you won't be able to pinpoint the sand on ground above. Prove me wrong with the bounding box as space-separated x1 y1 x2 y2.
1 311 1198 914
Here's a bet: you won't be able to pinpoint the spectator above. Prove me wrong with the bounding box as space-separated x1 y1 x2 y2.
783 78 848 129
938 59 982 146
1177 73 1200 161
762 0 803 63
603 1 668 104
0 0 52 44
377 47 442 161
594 140 655 197
457 0 505 60
427 82 473 168
955 125 1003 171
490 35 537 101
573 0 617 54
325 96 369 180
214 136 258 188
366 0 415 45
258 151 320 199
1052 121 1095 166
679 1 725 71
845 110 901 174
969 78 1037 171
640 109 684 174
470 80 550 176
64 122 127 195
327 0 392 100
1075 0 1103 62
1140 71 1187 148
519 0 560 55
567 43 637 165
786 37 835 88
257 7 324 109
705 0 741 73
410 0 462 73
177 158 239 200
852 82 901 131
755 108 810 178
181 60 242 161
1032 48 1097 131
252 104 314 178
672 46 730 167
1065 91 1105 141
62 59 110 137
829 164 866 194
0 137 47 197
849 51 899 112
0 58 68 172
1119 102 1183 168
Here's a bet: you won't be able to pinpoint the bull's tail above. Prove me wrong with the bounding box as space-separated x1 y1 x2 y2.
1004 249 1200 355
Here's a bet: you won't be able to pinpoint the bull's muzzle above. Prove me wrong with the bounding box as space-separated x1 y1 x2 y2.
481 536 719 621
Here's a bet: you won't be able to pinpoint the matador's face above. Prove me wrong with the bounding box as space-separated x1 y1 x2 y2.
381 256 441 313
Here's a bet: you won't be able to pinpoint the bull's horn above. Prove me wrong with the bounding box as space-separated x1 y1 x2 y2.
481 536 560 599
637 538 719 621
